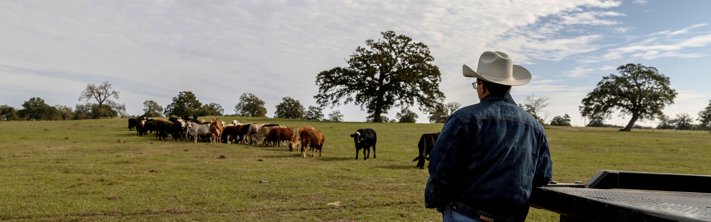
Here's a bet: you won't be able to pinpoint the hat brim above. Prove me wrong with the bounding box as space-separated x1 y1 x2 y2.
462 64 532 86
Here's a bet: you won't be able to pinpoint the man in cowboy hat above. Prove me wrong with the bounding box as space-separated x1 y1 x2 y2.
425 51 553 222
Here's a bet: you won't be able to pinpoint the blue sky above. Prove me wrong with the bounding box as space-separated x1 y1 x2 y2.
1 0 710 126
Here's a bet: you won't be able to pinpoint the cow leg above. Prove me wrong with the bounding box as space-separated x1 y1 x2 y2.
355 148 359 159
373 144 376 159
364 148 369 160
417 156 425 169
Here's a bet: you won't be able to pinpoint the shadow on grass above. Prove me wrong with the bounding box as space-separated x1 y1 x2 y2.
258 153 300 159
316 156 353 162
376 164 419 170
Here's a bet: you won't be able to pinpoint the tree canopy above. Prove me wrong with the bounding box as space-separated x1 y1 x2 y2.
670 113 694 130
315 31 444 123
143 100 163 117
274 97 305 119
550 114 572 126
698 100 711 129
165 91 202 117
78 81 123 118
396 108 418 123
304 106 324 121
580 63 677 131
428 102 461 123
17 97 61 120
199 103 224 116
234 93 267 117
327 110 343 122
0 105 19 121
523 96 549 124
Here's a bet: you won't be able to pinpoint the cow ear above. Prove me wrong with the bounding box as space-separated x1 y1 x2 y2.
350 134 355 138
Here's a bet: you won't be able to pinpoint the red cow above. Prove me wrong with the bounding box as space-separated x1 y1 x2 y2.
299 126 325 158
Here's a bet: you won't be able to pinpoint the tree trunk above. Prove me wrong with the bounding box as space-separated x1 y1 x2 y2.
622 113 639 131
373 108 382 123
373 72 386 123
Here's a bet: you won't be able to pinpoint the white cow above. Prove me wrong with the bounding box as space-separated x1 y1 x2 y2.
186 122 211 143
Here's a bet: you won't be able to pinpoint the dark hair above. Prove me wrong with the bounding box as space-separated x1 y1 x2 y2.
480 79 511 96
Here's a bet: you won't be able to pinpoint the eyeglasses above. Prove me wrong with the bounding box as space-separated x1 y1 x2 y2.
471 81 480 89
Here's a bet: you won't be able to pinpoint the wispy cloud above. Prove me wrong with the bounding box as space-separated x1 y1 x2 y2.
565 65 616 78
560 11 624 26
590 24 711 62
490 2 625 63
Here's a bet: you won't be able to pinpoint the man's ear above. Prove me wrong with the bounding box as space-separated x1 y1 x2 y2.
479 82 489 96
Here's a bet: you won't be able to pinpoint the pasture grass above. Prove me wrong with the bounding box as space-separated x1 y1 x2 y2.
1 118 710 221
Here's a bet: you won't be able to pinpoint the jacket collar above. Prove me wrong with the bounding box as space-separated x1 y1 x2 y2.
482 93 515 104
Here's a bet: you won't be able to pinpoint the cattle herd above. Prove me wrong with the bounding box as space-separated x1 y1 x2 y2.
128 116 438 166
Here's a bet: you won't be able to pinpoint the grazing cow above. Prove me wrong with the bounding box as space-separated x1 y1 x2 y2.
236 123 251 144
245 123 265 145
154 119 174 141
128 118 138 131
221 125 240 144
299 126 325 158
187 122 211 143
256 124 281 146
139 119 157 135
413 132 440 169
169 118 186 141
209 118 224 143
267 127 293 147
350 128 377 160
289 127 306 152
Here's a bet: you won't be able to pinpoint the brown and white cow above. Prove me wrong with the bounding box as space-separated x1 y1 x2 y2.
297 126 325 158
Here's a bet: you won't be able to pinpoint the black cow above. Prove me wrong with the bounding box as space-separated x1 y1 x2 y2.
128 118 137 131
413 132 439 169
350 128 377 160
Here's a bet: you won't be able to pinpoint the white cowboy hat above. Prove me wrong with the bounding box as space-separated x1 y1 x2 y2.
463 51 531 86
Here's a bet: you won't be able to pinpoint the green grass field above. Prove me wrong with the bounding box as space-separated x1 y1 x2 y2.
1 118 710 221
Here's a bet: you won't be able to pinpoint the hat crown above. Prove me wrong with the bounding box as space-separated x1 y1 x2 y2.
462 50 531 86
478 51 513 80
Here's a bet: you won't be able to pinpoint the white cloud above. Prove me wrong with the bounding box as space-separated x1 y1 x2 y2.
576 23 711 64
649 23 707 38
560 11 624 26
564 65 616 78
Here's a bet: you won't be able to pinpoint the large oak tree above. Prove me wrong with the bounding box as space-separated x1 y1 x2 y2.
315 31 444 122
580 63 677 131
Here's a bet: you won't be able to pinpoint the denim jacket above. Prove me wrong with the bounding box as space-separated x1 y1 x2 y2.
425 93 552 222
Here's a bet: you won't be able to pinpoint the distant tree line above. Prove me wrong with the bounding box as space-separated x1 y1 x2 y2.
0 82 126 121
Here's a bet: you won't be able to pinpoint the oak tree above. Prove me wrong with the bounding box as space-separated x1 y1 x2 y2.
580 64 677 131
143 100 163 117
274 97 305 119
698 100 711 130
78 81 123 118
165 91 202 117
315 31 444 122
234 93 267 117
